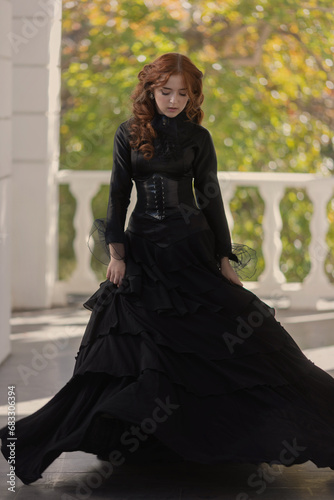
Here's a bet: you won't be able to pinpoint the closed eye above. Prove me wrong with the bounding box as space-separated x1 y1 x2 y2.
161 91 187 97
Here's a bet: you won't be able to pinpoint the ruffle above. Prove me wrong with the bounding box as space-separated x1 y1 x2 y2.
2 277 334 485
153 128 184 160
85 228 261 318
79 237 334 465
73 310 315 398
78 227 316 398
80 227 334 467
73 311 334 467
53 325 334 470
227 243 257 279
87 217 258 280
2 362 334 486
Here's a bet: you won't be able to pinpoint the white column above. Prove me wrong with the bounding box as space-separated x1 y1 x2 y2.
0 0 12 363
257 183 286 293
64 179 102 293
10 0 62 308
218 173 235 233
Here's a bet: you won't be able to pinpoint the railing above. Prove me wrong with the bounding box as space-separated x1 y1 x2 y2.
54 170 334 310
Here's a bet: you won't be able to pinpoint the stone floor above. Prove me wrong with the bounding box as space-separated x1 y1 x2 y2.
0 304 334 499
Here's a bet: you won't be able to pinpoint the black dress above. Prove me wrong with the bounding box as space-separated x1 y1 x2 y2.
1 110 334 485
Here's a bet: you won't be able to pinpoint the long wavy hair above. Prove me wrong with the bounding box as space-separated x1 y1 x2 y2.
129 53 204 160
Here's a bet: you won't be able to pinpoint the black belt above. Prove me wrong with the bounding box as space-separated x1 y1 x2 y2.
133 174 198 220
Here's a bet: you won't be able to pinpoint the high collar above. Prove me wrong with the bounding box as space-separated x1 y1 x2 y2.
151 110 190 135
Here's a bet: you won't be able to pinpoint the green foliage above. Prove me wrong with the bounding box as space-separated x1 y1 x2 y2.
325 195 334 281
58 184 76 279
59 0 334 282
279 189 312 282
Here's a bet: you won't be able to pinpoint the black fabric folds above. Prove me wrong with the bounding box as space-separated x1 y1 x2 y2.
1 110 334 486
2 225 334 485
87 217 258 279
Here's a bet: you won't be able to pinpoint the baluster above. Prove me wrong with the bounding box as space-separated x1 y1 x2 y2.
287 180 334 308
66 178 101 292
54 171 334 309
218 173 235 232
257 183 286 292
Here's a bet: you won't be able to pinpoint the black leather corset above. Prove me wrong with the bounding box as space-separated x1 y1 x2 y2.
133 173 198 220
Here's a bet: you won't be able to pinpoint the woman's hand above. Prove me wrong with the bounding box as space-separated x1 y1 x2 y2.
106 257 126 287
220 257 243 287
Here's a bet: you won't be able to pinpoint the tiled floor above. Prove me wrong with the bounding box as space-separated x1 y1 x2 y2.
0 304 334 499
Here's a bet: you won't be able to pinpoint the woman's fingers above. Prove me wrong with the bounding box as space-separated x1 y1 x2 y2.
220 266 244 287
229 272 243 287
106 261 125 287
232 276 244 287
108 272 122 285
228 270 243 286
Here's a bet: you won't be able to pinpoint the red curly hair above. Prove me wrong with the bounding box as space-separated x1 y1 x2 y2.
129 53 204 160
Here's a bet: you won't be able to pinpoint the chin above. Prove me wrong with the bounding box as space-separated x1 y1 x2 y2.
165 109 181 116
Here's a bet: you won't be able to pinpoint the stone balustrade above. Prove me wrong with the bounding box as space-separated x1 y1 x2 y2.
54 170 334 310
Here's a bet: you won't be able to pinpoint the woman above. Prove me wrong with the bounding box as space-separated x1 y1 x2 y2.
1 52 334 485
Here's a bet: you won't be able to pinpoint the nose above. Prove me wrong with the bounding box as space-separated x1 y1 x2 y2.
169 93 176 103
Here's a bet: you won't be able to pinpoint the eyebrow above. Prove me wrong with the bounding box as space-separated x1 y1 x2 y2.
162 87 187 90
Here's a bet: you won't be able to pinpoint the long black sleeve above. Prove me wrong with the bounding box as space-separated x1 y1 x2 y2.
193 128 234 262
105 123 133 259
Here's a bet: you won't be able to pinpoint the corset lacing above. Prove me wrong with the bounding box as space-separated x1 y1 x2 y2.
133 173 197 220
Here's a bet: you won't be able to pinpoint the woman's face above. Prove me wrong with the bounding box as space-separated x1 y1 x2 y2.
153 74 189 118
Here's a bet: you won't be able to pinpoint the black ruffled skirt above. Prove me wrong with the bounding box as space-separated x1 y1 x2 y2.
1 223 334 485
